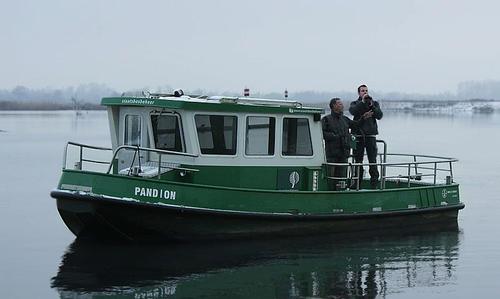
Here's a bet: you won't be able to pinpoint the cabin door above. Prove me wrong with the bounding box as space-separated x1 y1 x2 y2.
117 110 144 172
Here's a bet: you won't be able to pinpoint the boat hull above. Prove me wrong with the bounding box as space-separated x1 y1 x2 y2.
52 190 463 242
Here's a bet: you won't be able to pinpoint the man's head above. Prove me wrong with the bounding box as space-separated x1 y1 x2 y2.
329 98 344 113
358 84 368 98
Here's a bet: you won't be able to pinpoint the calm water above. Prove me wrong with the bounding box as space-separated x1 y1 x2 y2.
0 110 499 298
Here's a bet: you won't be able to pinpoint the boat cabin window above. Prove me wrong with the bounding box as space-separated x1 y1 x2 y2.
124 114 141 146
282 118 313 156
195 115 237 155
245 116 275 156
151 114 184 152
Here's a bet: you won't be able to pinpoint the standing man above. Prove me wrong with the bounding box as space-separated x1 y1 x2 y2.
349 85 383 189
322 98 356 191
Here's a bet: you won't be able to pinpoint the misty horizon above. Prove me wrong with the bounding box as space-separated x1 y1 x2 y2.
1 80 500 104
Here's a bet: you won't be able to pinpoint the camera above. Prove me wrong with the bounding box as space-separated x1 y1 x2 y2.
364 95 373 104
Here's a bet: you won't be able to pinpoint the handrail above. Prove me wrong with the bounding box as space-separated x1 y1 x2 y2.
210 96 304 108
106 145 199 175
112 145 198 158
63 142 199 178
380 152 457 160
63 141 112 169
67 141 112 151
326 160 456 171
325 152 457 190
65 141 457 189
377 140 387 189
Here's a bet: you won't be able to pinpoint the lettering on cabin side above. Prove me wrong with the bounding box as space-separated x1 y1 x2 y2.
134 187 176 200
288 108 320 114
121 99 155 105
442 189 458 199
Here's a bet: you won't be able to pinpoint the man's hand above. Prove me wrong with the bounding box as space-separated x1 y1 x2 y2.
362 111 374 119
362 94 373 106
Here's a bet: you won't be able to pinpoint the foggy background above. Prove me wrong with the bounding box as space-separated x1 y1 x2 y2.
1 0 500 103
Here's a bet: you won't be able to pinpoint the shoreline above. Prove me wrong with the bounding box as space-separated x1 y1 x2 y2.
1 99 499 112
0 101 104 110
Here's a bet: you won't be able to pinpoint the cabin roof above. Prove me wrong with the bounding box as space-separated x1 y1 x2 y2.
101 95 324 115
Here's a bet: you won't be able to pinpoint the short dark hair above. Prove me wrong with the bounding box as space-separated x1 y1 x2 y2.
329 98 341 110
357 84 367 93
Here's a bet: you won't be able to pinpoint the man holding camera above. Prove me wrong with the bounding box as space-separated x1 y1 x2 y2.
349 84 383 189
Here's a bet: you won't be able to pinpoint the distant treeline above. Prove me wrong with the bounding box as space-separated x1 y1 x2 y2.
0 83 118 104
0 101 103 110
1 80 499 110
457 80 500 100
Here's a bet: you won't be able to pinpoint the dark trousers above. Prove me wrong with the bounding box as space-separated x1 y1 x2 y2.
327 156 348 191
354 137 379 187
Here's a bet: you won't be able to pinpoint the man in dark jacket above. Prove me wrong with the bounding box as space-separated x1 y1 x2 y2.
349 84 383 189
322 98 356 190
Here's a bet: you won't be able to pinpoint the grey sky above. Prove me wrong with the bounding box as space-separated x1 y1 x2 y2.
1 0 499 94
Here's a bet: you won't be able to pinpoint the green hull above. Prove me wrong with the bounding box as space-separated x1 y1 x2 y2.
52 169 464 241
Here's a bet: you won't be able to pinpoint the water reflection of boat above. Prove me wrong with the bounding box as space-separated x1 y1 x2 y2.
51 223 460 298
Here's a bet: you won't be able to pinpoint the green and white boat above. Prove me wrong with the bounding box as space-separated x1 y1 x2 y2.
50 92 464 241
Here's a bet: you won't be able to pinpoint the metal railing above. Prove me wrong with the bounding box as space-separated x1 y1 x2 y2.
325 153 457 190
62 142 199 179
63 142 113 170
107 145 199 178
65 141 457 190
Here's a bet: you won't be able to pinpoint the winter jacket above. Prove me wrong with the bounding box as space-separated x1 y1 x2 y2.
322 112 355 159
349 97 383 136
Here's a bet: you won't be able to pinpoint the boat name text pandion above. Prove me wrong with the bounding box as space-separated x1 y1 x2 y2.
135 187 176 200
